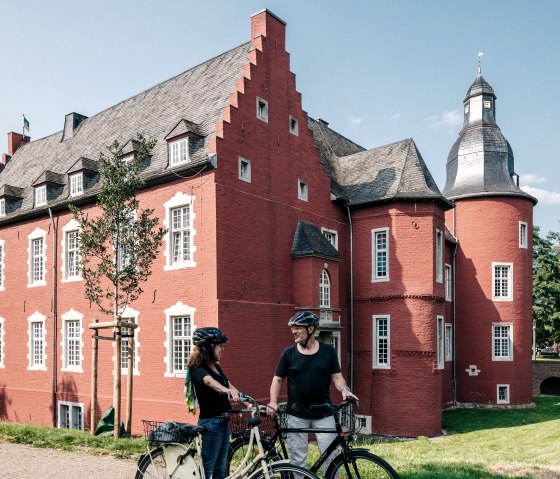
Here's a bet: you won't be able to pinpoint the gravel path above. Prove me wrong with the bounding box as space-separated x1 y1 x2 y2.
0 442 138 478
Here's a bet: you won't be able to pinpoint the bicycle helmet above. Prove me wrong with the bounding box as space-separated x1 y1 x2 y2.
288 311 320 328
193 327 228 348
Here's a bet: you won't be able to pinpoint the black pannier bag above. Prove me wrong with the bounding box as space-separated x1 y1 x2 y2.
149 421 201 444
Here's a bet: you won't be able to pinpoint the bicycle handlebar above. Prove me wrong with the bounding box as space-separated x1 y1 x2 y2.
309 397 358 413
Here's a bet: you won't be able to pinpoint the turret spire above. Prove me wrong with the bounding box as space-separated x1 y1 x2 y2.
477 51 483 76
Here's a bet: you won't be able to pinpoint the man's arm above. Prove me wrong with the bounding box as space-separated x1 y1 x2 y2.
332 372 359 401
268 375 284 415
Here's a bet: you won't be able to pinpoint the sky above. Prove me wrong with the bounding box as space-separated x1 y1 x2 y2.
1 0 559 234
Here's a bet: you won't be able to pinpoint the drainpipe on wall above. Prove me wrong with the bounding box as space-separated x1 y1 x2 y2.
346 204 354 390
451 203 458 405
48 208 58 428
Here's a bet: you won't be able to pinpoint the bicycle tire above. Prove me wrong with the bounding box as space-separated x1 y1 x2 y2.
227 436 280 475
249 463 321 479
325 450 400 479
135 447 167 479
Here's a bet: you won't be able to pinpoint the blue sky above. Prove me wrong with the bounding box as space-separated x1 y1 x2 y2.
1 0 558 234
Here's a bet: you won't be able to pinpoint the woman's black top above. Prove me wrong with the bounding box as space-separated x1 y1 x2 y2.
191 363 232 419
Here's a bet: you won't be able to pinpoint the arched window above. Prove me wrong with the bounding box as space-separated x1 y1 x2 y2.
319 270 330 308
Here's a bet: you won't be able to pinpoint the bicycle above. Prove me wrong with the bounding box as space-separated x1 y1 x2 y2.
226 398 400 479
136 393 322 479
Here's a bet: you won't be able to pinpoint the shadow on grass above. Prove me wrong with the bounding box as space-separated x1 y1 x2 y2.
400 463 534 479
442 396 560 434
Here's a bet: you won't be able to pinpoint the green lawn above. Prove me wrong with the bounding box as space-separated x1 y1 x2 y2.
1 396 559 478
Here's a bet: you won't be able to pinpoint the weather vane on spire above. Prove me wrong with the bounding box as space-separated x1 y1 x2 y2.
477 51 484 75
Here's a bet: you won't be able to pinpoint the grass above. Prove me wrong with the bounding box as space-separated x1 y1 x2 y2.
1 397 559 478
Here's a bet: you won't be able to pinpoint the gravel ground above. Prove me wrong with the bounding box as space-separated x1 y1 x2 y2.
0 442 138 478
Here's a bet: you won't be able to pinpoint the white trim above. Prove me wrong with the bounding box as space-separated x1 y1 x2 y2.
256 96 269 122
437 315 444 369
168 138 190 166
492 262 513 301
58 400 84 430
0 316 5 368
297 179 308 201
435 229 443 283
444 263 452 301
35 185 47 207
69 172 84 197
497 384 510 404
373 315 390 369
27 227 47 287
60 309 84 373
163 192 197 270
117 305 140 376
0 198 5 217
238 157 251 183
27 311 47 371
519 221 528 249
371 227 389 282
164 301 196 377
0 239 5 291
321 227 338 250
61 219 82 283
444 323 453 362
492 323 513 361
319 270 331 308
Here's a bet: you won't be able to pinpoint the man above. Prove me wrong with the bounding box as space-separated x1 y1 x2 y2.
268 311 358 475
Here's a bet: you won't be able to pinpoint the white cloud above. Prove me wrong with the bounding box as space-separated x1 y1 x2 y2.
520 173 546 185
521 186 560 205
347 115 363 126
426 109 462 130
392 113 401 121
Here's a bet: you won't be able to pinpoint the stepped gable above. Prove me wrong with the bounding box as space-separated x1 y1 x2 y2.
0 42 251 217
330 138 451 208
291 221 340 259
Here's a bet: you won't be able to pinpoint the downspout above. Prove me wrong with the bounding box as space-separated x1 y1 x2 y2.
451 204 458 405
48 207 58 428
346 204 354 390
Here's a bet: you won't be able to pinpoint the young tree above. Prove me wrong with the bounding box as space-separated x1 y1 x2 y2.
70 134 166 437
532 226 560 350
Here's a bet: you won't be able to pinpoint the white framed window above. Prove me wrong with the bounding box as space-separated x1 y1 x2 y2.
492 262 513 301
27 311 47 370
256 97 268 122
289 115 299 135
61 309 83 372
321 227 338 250
239 157 251 183
318 330 340 363
445 323 453 361
372 227 389 282
0 239 5 291
61 219 81 282
58 401 84 430
298 179 308 201
497 384 510 404
437 316 444 369
373 315 390 369
119 306 140 375
0 316 5 368
69 173 84 197
28 227 47 287
164 192 196 270
35 185 47 207
169 138 189 166
435 229 443 283
484 100 492 109
0 198 5 217
164 301 196 377
519 221 528 249
493 323 513 361
319 309 334 322
445 264 452 301
319 270 331 308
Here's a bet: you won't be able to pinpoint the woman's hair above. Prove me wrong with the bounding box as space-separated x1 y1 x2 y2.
187 345 213 369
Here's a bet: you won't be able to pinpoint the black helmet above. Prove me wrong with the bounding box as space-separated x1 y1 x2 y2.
193 327 228 347
288 311 320 327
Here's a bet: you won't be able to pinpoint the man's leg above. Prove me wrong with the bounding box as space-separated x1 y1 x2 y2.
312 415 338 477
286 414 310 469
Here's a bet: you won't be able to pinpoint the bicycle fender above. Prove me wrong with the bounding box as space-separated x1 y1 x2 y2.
162 447 203 479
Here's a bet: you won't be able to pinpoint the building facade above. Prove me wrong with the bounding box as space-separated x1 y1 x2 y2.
0 10 535 437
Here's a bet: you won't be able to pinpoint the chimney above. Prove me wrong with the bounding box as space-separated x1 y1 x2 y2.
1 153 12 165
7 132 30 155
62 112 88 141
250 9 286 51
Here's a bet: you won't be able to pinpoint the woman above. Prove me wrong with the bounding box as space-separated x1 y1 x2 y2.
187 327 239 479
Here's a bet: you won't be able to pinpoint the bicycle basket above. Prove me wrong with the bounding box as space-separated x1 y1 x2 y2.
148 421 200 444
339 404 362 434
142 419 163 440
229 410 279 441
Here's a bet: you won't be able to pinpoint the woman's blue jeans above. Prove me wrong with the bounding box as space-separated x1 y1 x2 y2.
198 417 230 479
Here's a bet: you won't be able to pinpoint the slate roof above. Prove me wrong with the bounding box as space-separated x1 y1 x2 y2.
0 42 252 220
291 221 340 259
465 73 496 101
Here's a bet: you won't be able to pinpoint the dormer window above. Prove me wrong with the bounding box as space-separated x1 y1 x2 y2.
0 198 5 217
289 116 299 135
69 173 84 197
256 97 268 123
169 138 189 166
35 185 47 207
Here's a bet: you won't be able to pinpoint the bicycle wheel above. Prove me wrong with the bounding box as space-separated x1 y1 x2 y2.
227 437 280 475
250 463 321 479
135 447 167 479
326 450 400 479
